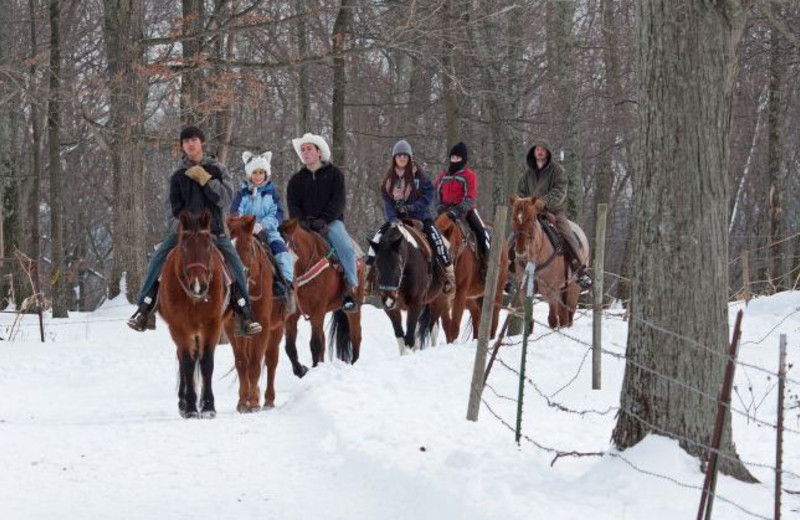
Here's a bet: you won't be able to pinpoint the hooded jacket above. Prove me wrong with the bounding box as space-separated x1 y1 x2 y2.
286 162 346 222
382 162 434 221
516 144 568 213
231 180 285 244
168 155 233 236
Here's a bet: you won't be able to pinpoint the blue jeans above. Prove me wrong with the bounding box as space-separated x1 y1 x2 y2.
324 220 358 288
136 233 250 307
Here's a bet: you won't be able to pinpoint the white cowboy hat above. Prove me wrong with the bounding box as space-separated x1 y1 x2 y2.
292 132 331 163
242 151 272 180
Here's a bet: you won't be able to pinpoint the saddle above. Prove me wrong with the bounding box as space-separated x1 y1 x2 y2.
537 215 564 256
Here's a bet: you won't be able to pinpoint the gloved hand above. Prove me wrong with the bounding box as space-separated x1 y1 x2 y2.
253 222 263 235
546 212 557 225
394 200 408 216
455 202 471 217
308 218 327 232
185 165 212 186
532 198 547 212
447 209 459 221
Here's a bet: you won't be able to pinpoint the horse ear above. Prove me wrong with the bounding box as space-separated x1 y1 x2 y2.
509 196 517 206
368 239 379 251
178 210 192 232
199 210 212 230
243 215 256 234
279 218 297 237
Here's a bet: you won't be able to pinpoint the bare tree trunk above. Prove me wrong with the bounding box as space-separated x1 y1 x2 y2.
441 0 459 148
209 0 234 163
295 0 310 136
47 0 67 317
766 10 786 290
612 0 755 481
181 0 204 125
331 0 351 167
104 0 146 302
26 0 42 270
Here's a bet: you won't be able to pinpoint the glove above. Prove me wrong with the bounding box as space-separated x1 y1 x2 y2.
185 165 212 186
546 212 557 225
394 200 408 216
447 209 459 221
532 198 547 212
253 223 263 235
308 218 327 232
455 202 471 217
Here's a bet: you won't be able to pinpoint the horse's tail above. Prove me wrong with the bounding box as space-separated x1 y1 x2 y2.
328 309 354 364
416 304 436 349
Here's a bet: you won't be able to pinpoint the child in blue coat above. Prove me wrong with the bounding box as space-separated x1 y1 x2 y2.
230 151 295 310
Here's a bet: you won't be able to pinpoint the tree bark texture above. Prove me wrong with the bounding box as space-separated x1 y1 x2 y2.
331 0 351 168
612 0 754 481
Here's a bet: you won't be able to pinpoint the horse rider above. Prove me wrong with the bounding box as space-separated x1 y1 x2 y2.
435 142 491 273
230 150 296 314
286 132 360 313
127 126 263 336
364 139 456 295
516 142 592 290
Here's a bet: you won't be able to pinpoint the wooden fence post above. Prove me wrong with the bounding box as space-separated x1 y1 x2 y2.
467 205 507 422
593 203 608 390
775 334 786 520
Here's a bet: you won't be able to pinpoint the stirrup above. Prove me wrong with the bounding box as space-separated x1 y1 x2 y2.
234 315 263 337
127 310 155 332
341 294 358 313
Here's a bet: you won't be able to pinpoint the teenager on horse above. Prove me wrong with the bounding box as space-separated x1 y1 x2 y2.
230 150 296 313
127 126 263 336
364 139 456 295
516 142 592 290
286 133 359 313
435 142 491 270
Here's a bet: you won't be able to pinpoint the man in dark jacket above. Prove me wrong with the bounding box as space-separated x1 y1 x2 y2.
286 133 359 312
517 142 592 290
127 126 263 336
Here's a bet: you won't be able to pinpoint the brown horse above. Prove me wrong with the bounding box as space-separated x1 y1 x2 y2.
222 216 285 412
158 210 227 419
435 213 508 343
509 196 588 329
279 218 364 377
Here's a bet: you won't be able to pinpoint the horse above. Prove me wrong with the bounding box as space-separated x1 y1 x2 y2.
509 196 589 329
435 212 508 343
369 220 449 355
222 215 285 412
157 210 227 419
279 218 364 377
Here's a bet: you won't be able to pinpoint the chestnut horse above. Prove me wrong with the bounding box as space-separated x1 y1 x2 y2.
158 210 227 419
509 196 588 329
435 213 508 343
369 221 449 354
223 216 285 412
279 219 364 377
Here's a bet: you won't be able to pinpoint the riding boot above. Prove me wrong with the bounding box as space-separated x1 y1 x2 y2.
231 286 263 337
341 286 359 313
127 282 158 332
569 256 593 292
271 269 296 315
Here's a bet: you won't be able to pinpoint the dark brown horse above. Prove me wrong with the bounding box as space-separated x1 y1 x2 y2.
158 210 227 418
279 218 364 377
369 221 449 354
223 216 285 411
435 213 508 343
510 196 588 329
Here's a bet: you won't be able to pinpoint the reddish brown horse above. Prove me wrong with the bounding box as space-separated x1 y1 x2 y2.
223 216 285 411
158 210 227 418
510 196 588 329
279 219 364 377
435 213 508 343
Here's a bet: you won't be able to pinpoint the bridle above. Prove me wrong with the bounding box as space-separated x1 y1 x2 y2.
178 231 214 301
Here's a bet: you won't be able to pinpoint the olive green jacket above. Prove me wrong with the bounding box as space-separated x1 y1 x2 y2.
516 148 568 214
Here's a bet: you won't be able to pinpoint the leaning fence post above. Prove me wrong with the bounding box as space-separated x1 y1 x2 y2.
696 309 743 520
515 263 536 444
775 334 787 520
593 203 608 390
741 249 751 303
467 204 508 422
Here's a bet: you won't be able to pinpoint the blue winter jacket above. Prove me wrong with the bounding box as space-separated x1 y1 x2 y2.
230 181 286 244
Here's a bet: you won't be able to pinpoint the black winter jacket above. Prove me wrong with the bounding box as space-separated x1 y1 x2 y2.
286 162 346 222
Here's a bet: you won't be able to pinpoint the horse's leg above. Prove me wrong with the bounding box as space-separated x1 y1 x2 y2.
231 339 251 413
385 307 406 355
178 345 199 418
263 326 281 409
467 298 481 339
199 343 216 418
405 304 422 352
247 341 265 412
449 290 468 343
283 312 308 378
309 313 325 367
347 310 362 364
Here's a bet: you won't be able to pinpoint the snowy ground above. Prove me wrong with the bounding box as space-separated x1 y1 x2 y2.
1 292 798 519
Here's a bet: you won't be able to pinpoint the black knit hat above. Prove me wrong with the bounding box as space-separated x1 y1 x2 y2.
179 125 205 143
448 142 468 163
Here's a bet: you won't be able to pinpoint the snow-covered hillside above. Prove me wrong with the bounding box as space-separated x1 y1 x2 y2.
1 292 797 519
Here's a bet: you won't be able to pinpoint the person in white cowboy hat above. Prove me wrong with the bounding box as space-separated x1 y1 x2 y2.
230 150 296 313
286 132 359 312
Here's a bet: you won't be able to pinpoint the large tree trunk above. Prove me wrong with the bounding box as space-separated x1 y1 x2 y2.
104 0 146 302
331 0 351 168
441 0 459 148
295 0 310 136
26 0 42 290
181 0 204 125
612 0 754 481
47 0 67 317
209 0 235 163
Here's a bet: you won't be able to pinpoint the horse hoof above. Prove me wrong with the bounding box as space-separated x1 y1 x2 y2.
180 410 199 419
236 404 248 413
262 402 275 411
200 410 216 419
294 365 309 378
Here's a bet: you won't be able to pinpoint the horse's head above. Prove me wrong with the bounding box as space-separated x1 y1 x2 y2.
510 196 546 259
177 210 215 300
368 224 407 310
228 215 258 264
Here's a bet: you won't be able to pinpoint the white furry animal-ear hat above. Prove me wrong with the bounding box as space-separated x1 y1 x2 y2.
242 151 272 180
291 133 331 163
